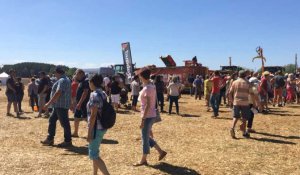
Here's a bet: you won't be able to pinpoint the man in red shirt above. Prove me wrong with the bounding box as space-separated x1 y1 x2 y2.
210 71 221 117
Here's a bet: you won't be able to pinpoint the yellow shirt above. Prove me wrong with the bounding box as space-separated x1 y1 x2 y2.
204 79 212 96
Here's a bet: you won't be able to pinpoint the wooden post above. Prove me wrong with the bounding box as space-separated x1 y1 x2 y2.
261 51 264 73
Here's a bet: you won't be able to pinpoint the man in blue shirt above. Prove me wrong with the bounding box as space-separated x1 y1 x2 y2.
41 66 72 147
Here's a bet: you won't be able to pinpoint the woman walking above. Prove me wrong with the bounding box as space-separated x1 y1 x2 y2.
87 74 110 175
134 67 167 166
286 73 295 104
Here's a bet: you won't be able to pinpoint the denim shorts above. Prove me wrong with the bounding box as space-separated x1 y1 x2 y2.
6 93 17 102
88 129 106 160
232 105 250 120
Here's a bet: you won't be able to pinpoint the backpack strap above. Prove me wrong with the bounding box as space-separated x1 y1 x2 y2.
93 90 104 140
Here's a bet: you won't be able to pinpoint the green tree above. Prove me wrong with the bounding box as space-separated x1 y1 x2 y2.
284 64 296 73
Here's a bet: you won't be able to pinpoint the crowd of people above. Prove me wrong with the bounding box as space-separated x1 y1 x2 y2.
2 66 300 174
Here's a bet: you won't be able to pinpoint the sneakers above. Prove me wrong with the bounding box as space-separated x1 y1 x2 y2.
243 132 250 138
230 128 236 139
44 113 50 118
57 141 73 148
247 128 256 133
41 139 54 146
35 114 42 118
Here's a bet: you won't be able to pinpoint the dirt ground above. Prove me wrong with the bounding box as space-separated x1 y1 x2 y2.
0 86 300 175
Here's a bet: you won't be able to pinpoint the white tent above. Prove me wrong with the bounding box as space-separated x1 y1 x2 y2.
0 72 9 85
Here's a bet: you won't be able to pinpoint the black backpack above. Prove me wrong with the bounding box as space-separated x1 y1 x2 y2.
96 91 116 129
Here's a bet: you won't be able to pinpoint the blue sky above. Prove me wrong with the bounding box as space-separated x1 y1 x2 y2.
0 0 299 70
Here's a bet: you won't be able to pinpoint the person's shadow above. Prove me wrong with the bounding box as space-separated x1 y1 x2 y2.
150 162 201 175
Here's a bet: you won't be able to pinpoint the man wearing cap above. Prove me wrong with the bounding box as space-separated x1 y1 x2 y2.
229 70 254 138
41 67 72 147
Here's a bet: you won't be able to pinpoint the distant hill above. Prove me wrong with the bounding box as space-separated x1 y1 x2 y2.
0 62 77 78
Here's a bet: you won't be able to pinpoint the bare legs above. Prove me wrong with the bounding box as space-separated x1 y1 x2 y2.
92 157 110 175
7 101 18 116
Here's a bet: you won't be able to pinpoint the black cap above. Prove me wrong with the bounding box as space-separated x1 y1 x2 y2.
55 66 65 74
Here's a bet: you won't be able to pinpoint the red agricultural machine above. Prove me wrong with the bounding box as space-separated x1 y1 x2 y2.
145 55 209 87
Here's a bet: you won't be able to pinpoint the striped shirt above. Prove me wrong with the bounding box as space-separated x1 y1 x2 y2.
229 78 253 106
51 75 71 109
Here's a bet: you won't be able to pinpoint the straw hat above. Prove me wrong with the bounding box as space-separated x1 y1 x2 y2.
263 71 270 76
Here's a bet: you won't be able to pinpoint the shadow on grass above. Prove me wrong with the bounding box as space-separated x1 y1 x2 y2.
102 139 119 144
214 117 232 120
180 114 201 118
254 132 300 140
23 111 34 114
250 137 296 145
268 110 289 113
267 112 300 117
117 110 132 115
15 115 31 120
61 146 88 156
61 139 118 156
285 105 300 109
150 162 201 175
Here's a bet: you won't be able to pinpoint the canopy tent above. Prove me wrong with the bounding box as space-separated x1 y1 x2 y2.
0 72 9 85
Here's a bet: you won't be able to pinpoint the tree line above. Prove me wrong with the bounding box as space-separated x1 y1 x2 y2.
0 62 77 78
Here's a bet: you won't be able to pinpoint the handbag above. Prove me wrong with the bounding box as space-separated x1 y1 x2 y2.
154 94 162 123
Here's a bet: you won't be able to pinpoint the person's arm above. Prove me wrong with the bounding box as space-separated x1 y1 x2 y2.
228 83 235 107
27 84 31 96
140 96 150 129
41 85 48 94
259 81 267 94
43 80 63 109
7 82 16 93
76 89 89 110
43 90 62 110
166 85 171 96
87 105 98 143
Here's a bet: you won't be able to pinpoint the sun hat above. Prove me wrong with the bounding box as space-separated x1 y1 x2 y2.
263 71 270 76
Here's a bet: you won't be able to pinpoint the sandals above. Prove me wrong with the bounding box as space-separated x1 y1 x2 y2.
159 151 167 161
133 161 148 167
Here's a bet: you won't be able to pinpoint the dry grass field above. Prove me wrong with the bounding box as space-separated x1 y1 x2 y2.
0 86 300 175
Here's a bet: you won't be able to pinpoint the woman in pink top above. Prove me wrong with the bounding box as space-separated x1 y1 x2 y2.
134 67 167 166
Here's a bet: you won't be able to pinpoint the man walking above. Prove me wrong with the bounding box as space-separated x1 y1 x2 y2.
41 67 72 147
229 70 254 139
210 71 221 118
72 69 90 137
